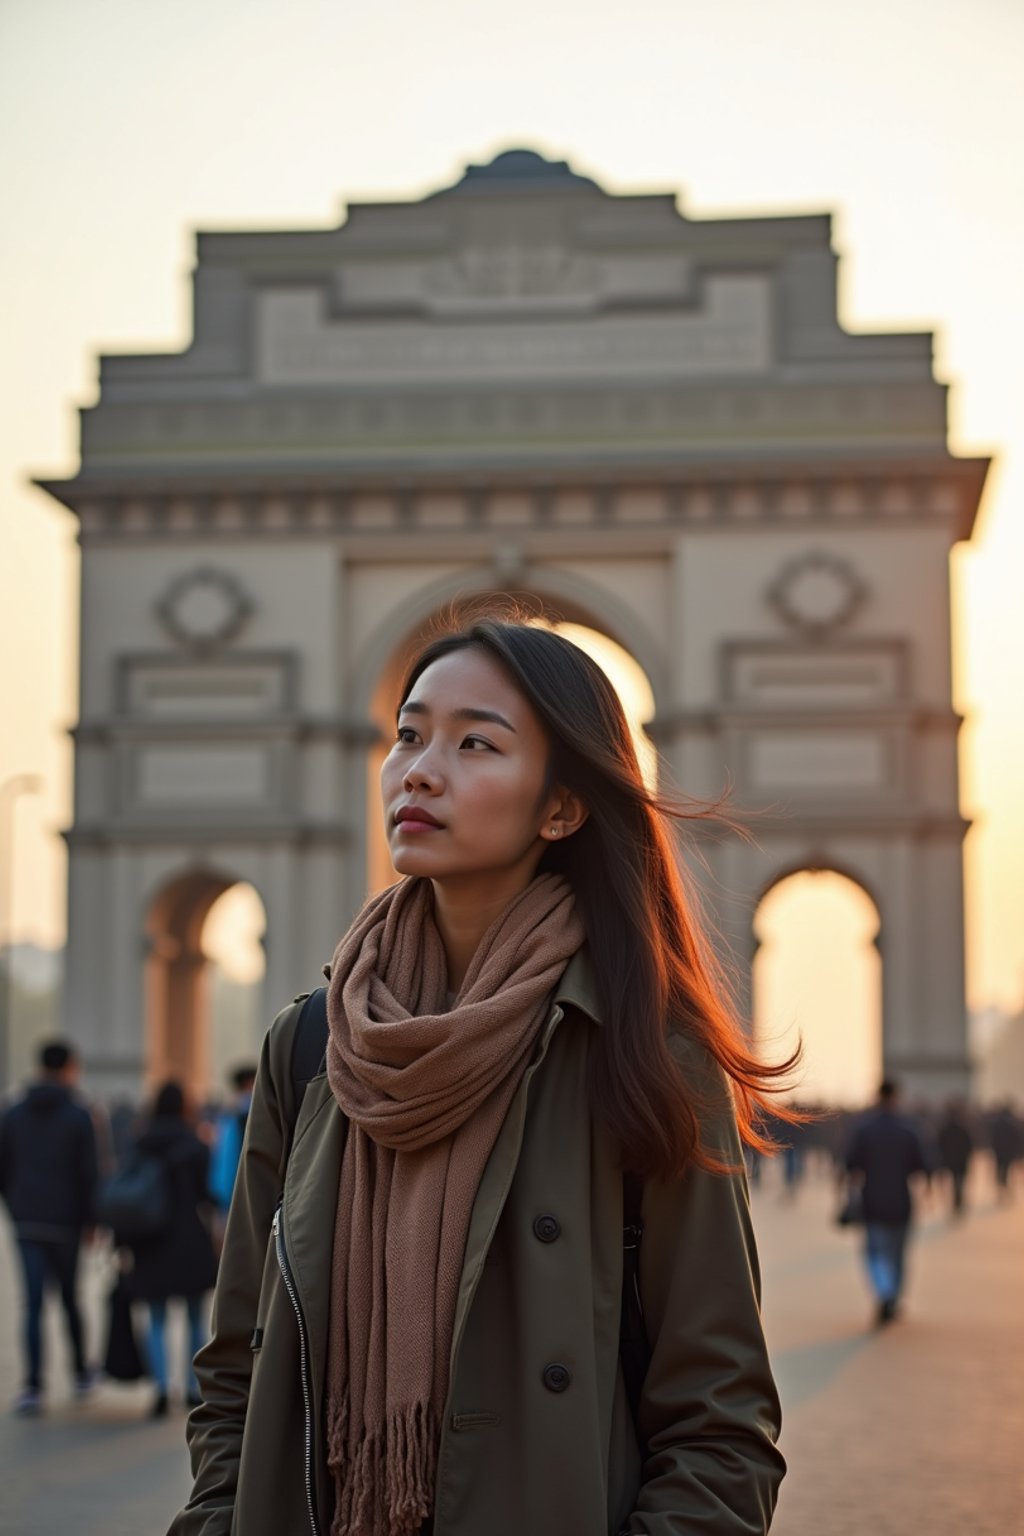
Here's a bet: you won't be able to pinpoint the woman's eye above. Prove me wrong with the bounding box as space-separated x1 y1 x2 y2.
461 735 496 752
396 727 419 745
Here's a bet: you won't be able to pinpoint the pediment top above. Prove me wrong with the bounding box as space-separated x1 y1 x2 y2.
432 147 602 197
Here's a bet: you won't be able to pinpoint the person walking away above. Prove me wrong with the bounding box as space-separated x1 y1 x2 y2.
936 1099 974 1216
988 1101 1023 1201
846 1078 929 1325
0 1039 99 1415
124 1081 217 1416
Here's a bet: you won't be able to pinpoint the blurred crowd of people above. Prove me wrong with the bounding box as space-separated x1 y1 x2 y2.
749 1080 1024 1327
1 1040 1022 1416
749 1090 1024 1208
0 1040 257 1418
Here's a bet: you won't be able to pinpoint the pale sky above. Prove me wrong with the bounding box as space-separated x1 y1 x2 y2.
3 0 1023 1052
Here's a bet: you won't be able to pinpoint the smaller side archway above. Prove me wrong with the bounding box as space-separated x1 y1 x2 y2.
753 868 882 1107
144 870 266 1102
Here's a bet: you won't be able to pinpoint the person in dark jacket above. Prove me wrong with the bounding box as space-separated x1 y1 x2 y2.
126 1080 217 1417
936 1099 974 1215
846 1078 929 1325
987 1101 1023 1199
0 1039 99 1415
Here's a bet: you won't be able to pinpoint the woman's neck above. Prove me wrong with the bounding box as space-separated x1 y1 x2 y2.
430 871 538 994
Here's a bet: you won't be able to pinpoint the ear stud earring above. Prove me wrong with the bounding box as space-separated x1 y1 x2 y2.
550 826 560 837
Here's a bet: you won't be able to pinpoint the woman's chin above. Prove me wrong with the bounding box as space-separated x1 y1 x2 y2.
389 846 443 878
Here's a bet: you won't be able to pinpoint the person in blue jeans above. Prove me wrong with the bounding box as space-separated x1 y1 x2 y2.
846 1079 929 1325
125 1081 217 1416
0 1039 99 1415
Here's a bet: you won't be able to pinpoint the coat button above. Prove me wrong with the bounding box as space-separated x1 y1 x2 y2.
533 1214 561 1243
542 1363 571 1393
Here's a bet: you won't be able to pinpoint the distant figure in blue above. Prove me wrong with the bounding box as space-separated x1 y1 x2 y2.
845 1078 929 1326
209 1064 257 1217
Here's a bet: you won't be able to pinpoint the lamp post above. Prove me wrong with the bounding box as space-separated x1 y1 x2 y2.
0 773 44 1097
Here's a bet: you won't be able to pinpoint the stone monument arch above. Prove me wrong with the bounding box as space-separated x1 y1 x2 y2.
39 147 988 1099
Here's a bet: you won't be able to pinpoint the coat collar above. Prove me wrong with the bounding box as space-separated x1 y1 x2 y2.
553 945 604 1027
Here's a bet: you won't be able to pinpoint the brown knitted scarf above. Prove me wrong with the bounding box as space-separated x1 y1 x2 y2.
323 872 584 1536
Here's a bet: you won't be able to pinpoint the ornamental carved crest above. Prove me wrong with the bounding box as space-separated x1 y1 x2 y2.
766 550 867 638
423 245 602 306
156 567 253 652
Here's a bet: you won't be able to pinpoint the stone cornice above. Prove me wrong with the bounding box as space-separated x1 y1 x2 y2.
37 456 989 547
883 1052 973 1074
66 809 968 848
647 705 965 740
685 810 971 839
71 716 382 746
63 819 351 850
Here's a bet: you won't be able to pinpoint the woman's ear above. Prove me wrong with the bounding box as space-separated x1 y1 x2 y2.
542 788 589 843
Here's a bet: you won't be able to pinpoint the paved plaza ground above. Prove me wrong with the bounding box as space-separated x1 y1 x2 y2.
0 1157 1021 1535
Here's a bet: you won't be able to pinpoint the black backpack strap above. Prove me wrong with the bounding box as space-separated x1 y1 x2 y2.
287 986 330 1137
620 1169 649 1437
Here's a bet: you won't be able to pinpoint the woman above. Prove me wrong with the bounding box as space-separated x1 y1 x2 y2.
128 1080 217 1416
169 618 791 1536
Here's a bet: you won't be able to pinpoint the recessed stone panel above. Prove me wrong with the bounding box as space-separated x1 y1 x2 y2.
416 494 468 529
351 496 398 530
728 647 903 707
748 731 891 792
122 661 289 718
132 745 273 806
254 276 773 388
550 491 595 525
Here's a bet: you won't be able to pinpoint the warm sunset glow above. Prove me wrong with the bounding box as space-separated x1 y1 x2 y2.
3 0 1022 1050
547 623 658 791
754 871 882 1106
202 883 266 986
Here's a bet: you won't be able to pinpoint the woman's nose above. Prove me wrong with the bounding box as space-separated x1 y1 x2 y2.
403 750 443 792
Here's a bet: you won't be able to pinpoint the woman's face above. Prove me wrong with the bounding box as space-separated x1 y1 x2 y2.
381 646 563 891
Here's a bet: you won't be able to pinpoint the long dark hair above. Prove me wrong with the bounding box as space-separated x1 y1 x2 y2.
399 616 798 1179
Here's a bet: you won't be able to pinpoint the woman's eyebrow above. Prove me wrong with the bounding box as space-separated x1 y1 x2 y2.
398 700 517 732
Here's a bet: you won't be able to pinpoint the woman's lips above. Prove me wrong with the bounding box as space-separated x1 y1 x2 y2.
394 807 444 830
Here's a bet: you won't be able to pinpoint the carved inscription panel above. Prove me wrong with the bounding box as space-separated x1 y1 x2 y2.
255 275 772 387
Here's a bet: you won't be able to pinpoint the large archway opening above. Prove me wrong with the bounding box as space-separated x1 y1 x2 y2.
364 602 657 895
753 869 882 1106
144 873 266 1102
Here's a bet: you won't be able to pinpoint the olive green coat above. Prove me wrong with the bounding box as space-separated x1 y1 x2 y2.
168 952 784 1536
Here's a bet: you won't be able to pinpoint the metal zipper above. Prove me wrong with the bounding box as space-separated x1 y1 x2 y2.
273 1202 320 1536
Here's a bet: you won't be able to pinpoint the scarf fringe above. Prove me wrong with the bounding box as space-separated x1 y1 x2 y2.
328 1396 438 1536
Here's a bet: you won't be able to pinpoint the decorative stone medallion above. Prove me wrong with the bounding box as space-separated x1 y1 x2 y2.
156 567 253 652
767 550 867 637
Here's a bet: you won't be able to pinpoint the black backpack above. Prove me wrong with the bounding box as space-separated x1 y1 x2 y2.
288 986 651 1429
97 1150 172 1243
